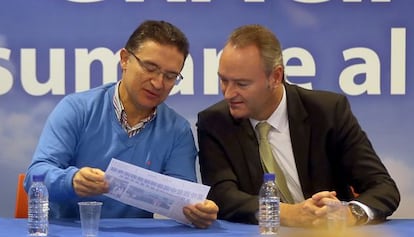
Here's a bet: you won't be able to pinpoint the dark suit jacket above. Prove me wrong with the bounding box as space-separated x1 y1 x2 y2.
197 83 400 224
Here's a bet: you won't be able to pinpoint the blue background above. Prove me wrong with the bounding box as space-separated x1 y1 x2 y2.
0 0 412 218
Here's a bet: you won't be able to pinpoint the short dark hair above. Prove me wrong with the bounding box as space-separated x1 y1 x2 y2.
124 20 189 59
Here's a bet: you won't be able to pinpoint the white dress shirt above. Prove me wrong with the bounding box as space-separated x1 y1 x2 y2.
251 86 305 203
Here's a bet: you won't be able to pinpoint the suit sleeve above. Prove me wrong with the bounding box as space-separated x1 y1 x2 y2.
197 111 260 224
334 96 400 221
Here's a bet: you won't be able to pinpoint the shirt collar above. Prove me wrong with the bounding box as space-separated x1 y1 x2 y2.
113 81 123 122
112 80 157 137
251 85 288 133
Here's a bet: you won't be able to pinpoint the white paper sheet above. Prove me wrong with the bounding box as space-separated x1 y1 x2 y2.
104 158 210 224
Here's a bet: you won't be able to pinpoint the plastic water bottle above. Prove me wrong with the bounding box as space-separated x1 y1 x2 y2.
28 174 49 236
258 173 280 236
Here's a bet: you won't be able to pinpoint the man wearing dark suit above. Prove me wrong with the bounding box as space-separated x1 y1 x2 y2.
196 24 399 227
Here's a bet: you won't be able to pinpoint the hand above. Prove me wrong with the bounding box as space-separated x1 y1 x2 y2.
281 191 338 227
183 199 219 229
73 167 109 197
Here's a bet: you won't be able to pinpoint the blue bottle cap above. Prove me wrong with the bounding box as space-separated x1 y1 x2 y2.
263 173 275 182
32 174 45 182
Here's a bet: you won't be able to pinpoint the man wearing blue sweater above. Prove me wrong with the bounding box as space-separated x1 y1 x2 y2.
24 20 218 229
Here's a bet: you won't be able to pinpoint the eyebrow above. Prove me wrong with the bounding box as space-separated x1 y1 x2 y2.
142 59 181 75
218 73 251 82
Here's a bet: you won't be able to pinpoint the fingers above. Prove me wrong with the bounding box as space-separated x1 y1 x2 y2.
312 191 337 202
302 198 324 218
183 200 218 229
84 168 106 183
298 200 327 228
312 191 339 208
309 190 339 216
298 197 331 227
283 191 344 228
196 200 219 214
309 191 341 227
282 201 320 227
73 167 109 197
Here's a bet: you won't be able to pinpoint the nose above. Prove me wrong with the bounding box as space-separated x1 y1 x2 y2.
150 72 164 89
222 83 237 100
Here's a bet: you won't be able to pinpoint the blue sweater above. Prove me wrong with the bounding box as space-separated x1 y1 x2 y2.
25 83 197 218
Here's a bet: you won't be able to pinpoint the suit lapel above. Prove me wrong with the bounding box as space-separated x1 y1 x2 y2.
285 84 313 198
234 118 264 192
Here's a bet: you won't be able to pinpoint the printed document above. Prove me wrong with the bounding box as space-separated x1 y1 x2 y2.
104 158 210 224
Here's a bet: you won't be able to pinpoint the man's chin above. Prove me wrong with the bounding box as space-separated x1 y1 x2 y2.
229 109 248 119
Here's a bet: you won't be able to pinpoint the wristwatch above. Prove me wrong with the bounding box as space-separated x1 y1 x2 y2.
349 203 368 225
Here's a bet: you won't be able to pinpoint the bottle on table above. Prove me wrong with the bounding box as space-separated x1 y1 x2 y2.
258 173 280 236
28 174 49 236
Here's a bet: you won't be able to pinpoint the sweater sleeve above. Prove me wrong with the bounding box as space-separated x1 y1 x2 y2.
24 95 84 201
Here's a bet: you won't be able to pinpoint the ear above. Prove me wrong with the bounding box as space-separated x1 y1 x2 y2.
120 48 129 70
269 65 284 88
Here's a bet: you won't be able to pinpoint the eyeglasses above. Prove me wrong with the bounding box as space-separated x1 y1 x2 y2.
127 49 183 84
